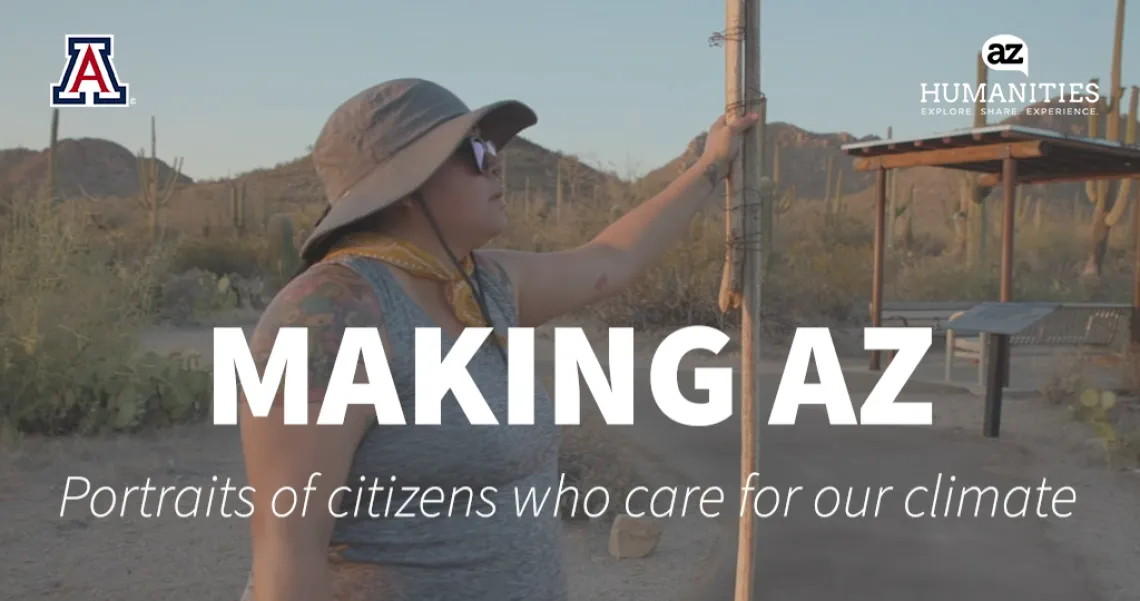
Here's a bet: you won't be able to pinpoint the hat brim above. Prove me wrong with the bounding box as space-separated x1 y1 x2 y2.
299 99 538 261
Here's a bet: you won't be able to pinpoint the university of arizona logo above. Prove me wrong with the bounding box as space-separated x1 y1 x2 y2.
49 35 134 107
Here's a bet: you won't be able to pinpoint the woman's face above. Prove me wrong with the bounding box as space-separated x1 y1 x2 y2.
416 127 506 249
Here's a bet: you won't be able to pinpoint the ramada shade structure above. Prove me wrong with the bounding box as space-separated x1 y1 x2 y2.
839 124 1140 410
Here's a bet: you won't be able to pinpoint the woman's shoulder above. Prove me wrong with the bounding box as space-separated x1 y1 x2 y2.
251 262 383 351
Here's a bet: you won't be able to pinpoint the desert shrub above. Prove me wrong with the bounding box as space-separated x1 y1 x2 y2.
153 269 269 325
497 202 732 328
493 191 1137 330
0 198 211 436
1040 355 1140 470
77 166 1140 334
767 211 874 323
161 209 309 299
593 211 728 328
1068 385 1140 470
498 201 881 327
167 234 270 277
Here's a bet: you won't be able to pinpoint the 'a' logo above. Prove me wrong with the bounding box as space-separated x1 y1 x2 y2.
50 35 132 107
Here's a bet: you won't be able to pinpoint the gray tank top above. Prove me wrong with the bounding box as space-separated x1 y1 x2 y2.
319 254 566 601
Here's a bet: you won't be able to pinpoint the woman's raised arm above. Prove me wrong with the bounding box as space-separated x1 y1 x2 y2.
483 111 758 328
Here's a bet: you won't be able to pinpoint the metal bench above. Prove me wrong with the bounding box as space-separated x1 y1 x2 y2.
865 301 979 368
945 312 988 386
945 303 1130 385
869 301 979 330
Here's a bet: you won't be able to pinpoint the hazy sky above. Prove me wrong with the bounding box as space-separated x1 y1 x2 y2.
2 0 1136 181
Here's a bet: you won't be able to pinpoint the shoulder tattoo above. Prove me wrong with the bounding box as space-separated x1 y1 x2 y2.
249 263 383 397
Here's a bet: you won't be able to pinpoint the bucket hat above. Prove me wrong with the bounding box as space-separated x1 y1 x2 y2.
300 78 538 260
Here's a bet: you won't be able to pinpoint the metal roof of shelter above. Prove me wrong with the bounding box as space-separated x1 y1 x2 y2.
840 124 1140 186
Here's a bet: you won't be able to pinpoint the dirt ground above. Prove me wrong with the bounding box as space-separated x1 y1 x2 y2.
916 385 1140 600
0 417 719 601
6 315 1140 599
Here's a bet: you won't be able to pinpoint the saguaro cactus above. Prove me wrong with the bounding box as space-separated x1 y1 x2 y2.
1082 0 1129 278
888 184 914 247
884 126 896 242
900 189 916 249
956 51 993 267
824 156 834 206
229 182 247 234
554 160 564 223
1084 79 1137 272
824 158 845 216
135 116 183 243
1014 188 1044 233
45 109 60 204
266 213 298 279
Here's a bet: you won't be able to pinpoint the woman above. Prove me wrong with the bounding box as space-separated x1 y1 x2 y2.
239 78 757 601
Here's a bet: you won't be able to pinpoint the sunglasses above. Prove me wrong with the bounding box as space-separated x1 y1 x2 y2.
462 136 498 175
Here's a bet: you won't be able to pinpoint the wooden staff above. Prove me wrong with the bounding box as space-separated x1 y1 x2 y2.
720 0 744 314
730 0 764 599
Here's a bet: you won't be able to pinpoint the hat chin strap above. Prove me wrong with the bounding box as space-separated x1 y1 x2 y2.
413 194 508 365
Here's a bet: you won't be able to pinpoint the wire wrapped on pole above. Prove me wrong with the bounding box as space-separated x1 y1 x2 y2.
717 16 746 314
719 103 769 315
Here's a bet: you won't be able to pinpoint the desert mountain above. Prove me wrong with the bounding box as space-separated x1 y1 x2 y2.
0 132 623 222
173 135 620 212
0 95 1130 234
0 138 192 202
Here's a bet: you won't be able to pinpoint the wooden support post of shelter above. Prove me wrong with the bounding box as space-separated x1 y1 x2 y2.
842 124 1140 437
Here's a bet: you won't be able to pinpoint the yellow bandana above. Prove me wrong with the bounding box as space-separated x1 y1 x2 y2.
322 232 505 345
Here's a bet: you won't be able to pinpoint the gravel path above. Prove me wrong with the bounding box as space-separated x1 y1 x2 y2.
0 421 720 601
919 389 1140 601
539 321 1140 600
15 315 1135 599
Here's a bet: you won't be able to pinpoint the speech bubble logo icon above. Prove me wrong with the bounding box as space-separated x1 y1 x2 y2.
982 34 1029 77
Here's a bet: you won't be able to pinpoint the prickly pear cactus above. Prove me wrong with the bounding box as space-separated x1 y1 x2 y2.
1075 387 1120 467
266 213 298 279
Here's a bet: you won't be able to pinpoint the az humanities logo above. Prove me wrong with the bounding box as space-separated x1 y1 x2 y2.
919 34 1099 119
49 34 135 107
